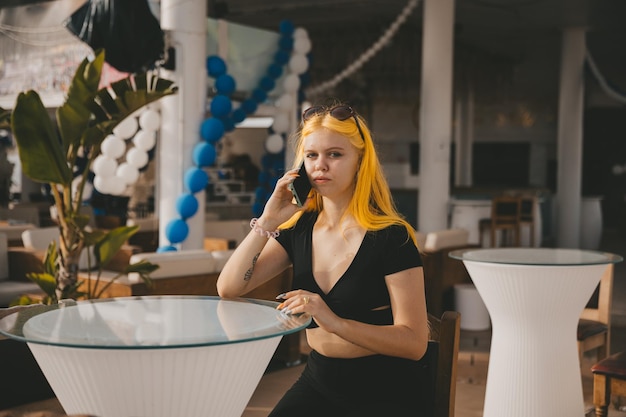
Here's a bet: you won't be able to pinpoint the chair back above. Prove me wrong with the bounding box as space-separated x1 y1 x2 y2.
428 310 461 417
489 195 521 247
578 263 613 361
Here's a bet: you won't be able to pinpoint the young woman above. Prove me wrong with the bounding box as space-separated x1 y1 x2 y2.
217 102 432 416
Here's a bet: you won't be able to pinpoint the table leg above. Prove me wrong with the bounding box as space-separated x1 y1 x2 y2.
463 262 607 417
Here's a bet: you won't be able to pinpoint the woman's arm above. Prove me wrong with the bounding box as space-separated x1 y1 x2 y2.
281 266 429 361
216 224 291 298
217 169 304 298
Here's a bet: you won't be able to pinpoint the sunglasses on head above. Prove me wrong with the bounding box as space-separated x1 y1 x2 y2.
301 105 365 142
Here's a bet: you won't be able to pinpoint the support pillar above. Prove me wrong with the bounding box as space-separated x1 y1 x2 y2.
418 0 455 232
556 28 586 248
158 0 207 249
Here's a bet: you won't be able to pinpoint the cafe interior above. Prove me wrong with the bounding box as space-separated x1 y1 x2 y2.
1 0 626 416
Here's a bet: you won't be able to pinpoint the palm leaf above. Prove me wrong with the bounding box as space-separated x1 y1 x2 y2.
11 92 72 185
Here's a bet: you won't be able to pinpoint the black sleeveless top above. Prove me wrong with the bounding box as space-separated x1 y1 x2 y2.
276 211 423 328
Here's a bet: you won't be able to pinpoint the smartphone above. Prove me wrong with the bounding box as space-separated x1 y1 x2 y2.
288 162 312 207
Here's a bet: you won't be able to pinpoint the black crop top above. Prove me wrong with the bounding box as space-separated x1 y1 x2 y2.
276 211 423 328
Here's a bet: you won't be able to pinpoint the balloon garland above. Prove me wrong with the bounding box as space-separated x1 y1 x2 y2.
305 0 419 98
159 20 311 251
91 106 160 195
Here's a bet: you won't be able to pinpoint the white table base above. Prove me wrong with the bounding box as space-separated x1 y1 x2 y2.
463 261 608 417
28 336 282 417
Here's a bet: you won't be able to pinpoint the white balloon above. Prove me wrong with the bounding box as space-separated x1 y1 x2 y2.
133 130 156 151
283 74 301 93
139 109 161 132
126 148 149 169
113 117 138 139
276 94 294 111
293 36 312 54
108 177 128 195
293 27 309 39
117 162 140 185
101 135 126 159
92 155 118 177
93 175 113 194
265 134 284 154
289 54 309 75
272 113 290 134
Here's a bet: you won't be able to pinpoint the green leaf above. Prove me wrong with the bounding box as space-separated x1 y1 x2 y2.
26 272 57 297
124 260 159 286
95 225 139 268
11 91 73 185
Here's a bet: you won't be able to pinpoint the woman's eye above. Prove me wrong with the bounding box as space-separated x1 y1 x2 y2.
329 152 342 158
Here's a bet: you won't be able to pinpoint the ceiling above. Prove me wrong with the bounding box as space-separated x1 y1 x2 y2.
1 0 625 102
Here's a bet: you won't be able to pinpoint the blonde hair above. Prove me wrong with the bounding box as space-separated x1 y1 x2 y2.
280 103 417 245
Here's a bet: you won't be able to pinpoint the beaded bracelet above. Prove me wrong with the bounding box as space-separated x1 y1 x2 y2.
250 218 280 238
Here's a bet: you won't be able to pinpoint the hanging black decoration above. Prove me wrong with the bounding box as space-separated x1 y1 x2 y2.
64 0 165 74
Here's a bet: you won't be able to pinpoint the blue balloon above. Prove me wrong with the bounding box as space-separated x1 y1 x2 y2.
184 167 209 193
157 245 178 253
258 171 270 185
259 76 275 92
252 201 264 217
176 193 199 219
261 154 274 170
279 20 295 35
232 108 247 124
210 95 232 117
255 186 268 201
193 142 217 167
215 74 236 95
251 88 267 104
267 63 283 79
200 117 225 143
279 36 294 51
273 50 290 66
219 116 235 132
206 55 227 78
166 218 189 244
241 98 258 115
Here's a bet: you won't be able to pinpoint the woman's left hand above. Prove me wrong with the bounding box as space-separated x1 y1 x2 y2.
276 290 338 331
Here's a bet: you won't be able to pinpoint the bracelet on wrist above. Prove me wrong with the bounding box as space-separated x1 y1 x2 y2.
250 218 280 238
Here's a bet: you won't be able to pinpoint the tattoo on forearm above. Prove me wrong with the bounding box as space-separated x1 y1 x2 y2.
244 253 260 281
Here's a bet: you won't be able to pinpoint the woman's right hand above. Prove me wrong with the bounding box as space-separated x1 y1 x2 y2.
258 168 305 227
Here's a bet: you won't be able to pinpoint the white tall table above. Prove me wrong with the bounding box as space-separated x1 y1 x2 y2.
0 296 310 417
450 248 622 417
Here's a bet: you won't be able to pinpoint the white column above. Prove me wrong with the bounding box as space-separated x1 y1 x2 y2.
556 28 585 248
418 0 455 232
159 0 207 249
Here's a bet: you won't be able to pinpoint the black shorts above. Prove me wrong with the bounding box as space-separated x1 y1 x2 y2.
268 350 434 417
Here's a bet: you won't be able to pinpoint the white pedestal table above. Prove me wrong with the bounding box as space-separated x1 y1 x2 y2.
0 295 310 417
450 248 622 417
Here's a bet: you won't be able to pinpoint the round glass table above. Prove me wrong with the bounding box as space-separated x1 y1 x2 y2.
0 295 311 417
450 248 622 417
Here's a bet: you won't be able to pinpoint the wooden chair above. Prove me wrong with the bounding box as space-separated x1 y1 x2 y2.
428 310 461 417
579 264 614 363
489 195 521 247
591 350 626 417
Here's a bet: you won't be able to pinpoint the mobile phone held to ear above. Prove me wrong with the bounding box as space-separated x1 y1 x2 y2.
288 163 312 207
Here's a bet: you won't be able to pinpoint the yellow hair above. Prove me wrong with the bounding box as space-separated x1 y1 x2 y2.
280 103 417 245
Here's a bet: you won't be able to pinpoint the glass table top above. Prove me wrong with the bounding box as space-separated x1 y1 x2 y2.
0 296 311 349
449 247 623 266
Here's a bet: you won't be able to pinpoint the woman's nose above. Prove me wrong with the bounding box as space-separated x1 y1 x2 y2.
315 159 327 171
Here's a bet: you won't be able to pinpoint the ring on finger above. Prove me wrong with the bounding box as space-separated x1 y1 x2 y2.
303 296 310 305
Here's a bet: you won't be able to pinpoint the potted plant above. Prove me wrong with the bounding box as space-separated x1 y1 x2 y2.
1 49 177 304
